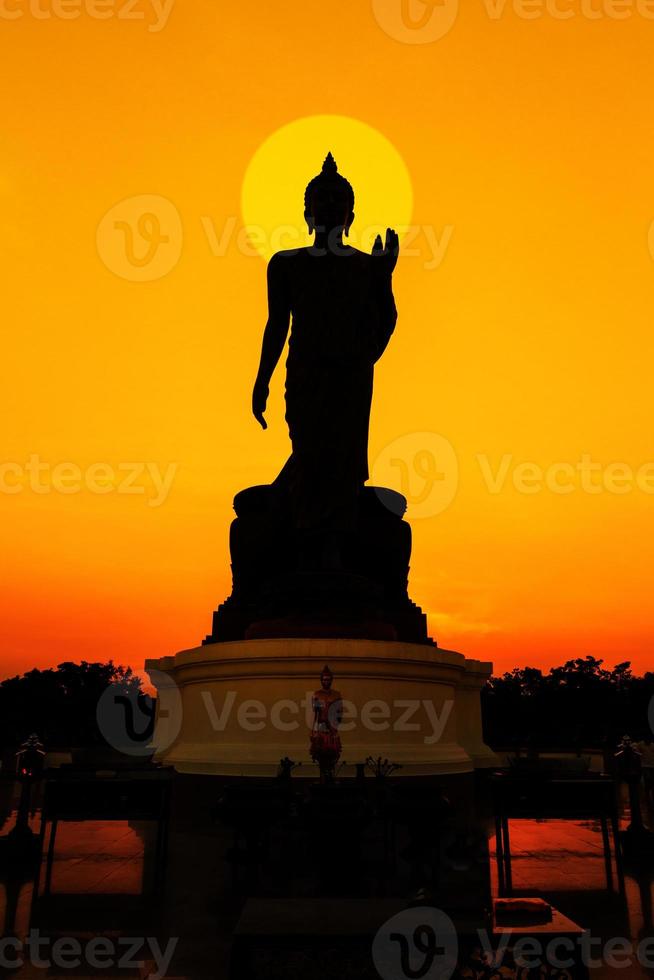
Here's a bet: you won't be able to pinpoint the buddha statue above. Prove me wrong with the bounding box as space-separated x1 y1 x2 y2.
310 665 343 778
251 153 399 568
205 154 433 646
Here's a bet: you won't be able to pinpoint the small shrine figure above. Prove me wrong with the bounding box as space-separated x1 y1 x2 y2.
615 735 643 780
310 666 343 781
9 734 45 856
615 735 644 831
15 734 46 779
614 734 654 861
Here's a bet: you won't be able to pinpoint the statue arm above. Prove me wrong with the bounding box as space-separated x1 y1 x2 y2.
252 253 291 430
371 229 399 362
373 276 398 363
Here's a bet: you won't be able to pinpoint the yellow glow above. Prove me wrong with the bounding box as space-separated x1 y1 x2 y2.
1 4 653 681
241 115 414 260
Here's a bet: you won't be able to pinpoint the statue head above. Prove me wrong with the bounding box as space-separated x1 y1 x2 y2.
304 153 355 238
320 665 334 691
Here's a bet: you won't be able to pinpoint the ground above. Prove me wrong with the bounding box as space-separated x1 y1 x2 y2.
0 781 652 979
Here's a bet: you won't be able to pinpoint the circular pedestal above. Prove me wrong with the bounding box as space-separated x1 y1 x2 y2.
207 485 432 645
145 638 497 778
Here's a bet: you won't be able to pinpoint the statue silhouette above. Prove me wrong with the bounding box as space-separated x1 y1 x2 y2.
252 153 399 566
205 154 433 645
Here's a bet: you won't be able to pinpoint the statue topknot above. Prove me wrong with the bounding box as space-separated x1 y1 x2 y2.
304 152 355 213
322 152 338 176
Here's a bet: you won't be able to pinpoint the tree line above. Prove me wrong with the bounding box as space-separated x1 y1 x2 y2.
0 661 143 757
482 656 654 749
0 656 652 757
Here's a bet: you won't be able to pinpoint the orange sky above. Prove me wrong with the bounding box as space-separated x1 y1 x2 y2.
1 0 653 681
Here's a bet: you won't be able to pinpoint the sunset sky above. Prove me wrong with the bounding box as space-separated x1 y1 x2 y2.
2 0 653 681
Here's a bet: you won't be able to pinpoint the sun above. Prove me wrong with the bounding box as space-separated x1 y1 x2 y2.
241 114 414 261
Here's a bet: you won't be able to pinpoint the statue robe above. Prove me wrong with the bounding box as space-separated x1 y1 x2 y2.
273 247 397 530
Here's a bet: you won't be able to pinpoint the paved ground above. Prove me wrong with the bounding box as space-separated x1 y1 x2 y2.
1 785 653 979
489 816 654 979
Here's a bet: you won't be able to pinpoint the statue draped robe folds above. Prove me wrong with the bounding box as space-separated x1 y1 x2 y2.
270 248 397 531
204 158 433 644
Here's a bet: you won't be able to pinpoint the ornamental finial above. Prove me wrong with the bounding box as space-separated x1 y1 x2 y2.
322 152 338 175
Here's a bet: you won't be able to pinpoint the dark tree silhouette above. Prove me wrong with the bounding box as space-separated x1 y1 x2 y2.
0 660 143 753
482 656 654 749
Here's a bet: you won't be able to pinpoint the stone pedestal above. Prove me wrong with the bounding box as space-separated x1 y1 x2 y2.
145 638 498 778
205 484 432 645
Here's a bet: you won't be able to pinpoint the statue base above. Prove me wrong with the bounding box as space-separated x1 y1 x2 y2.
145 638 498 778
205 484 433 646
